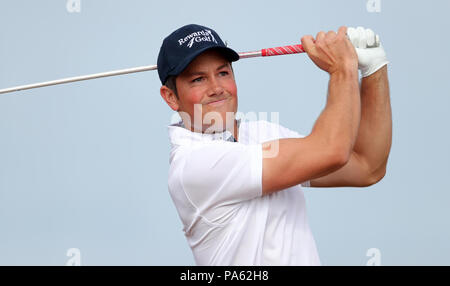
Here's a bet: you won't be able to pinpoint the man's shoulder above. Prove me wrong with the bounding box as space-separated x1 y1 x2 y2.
242 119 306 140
242 119 283 134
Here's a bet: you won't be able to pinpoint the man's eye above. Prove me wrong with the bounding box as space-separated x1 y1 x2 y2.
192 77 203 83
219 71 229 76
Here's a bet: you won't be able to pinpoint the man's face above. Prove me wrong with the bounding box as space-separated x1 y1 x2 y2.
171 50 238 133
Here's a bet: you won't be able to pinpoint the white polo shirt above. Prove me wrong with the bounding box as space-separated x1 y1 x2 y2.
167 119 321 266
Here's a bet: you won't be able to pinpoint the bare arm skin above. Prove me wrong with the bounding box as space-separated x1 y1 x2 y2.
310 65 392 187
262 27 361 195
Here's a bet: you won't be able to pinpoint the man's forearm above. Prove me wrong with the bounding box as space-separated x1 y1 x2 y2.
353 65 392 175
311 69 361 156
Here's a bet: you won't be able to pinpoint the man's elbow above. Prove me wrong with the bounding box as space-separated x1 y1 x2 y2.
366 166 387 187
330 143 353 169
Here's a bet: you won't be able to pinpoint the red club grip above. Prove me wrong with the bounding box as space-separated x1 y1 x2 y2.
261 44 305 57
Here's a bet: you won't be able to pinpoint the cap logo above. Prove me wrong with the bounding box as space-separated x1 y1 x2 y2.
178 29 218 48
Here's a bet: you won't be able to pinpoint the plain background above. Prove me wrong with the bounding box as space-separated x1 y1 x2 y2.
0 0 449 265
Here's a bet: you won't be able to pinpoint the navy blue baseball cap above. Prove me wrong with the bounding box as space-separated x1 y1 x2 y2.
157 24 240 85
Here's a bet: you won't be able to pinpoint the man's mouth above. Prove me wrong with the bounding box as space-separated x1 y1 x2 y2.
206 98 228 106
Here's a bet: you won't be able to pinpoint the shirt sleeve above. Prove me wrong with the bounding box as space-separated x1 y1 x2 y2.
180 141 263 223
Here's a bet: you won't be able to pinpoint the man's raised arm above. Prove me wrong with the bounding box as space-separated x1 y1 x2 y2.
262 26 361 195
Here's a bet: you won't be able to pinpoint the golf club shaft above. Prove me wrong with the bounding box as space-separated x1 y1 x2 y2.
0 44 304 95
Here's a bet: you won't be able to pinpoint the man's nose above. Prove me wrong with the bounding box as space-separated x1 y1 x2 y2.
207 76 224 97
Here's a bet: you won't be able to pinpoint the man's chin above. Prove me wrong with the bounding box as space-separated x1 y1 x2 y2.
180 107 237 134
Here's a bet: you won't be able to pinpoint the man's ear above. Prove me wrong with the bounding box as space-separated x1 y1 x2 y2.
160 86 179 111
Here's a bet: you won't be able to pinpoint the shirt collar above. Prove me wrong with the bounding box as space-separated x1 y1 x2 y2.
168 119 240 146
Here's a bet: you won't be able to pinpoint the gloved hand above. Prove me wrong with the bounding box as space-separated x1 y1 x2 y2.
347 27 389 77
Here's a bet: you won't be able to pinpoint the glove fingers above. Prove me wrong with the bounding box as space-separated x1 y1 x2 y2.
347 26 380 48
356 26 366 48
365 28 376 47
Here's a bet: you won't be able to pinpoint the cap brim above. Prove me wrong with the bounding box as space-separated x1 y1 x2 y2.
167 46 239 81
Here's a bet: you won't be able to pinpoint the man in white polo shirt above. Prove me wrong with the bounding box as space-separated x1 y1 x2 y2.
158 24 392 265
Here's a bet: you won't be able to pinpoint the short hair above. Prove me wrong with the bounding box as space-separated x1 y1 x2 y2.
163 62 234 100
164 75 178 99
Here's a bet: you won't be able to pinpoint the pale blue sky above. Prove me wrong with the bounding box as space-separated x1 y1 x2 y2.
0 0 449 265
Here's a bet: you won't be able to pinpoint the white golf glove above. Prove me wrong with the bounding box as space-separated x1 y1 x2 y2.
347 26 389 77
